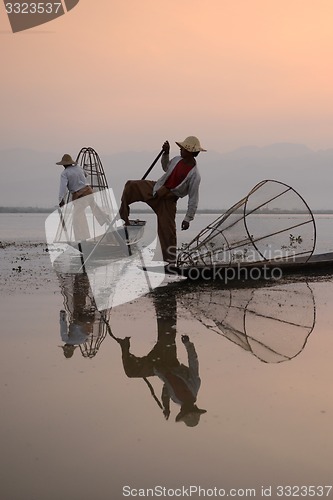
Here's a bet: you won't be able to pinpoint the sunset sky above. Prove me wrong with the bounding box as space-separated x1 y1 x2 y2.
1 0 333 154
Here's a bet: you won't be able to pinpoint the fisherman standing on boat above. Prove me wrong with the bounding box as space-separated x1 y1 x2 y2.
119 136 206 267
57 153 109 240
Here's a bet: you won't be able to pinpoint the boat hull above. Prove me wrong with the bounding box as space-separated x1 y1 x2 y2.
68 219 146 258
175 252 333 281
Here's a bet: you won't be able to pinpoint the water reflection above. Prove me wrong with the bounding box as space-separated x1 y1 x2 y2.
110 291 207 427
57 272 109 358
56 273 316 427
178 282 316 363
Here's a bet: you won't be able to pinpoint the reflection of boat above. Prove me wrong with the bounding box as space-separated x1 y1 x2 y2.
175 180 333 280
179 281 316 363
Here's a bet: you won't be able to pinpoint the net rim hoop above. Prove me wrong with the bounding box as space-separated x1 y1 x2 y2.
243 179 317 263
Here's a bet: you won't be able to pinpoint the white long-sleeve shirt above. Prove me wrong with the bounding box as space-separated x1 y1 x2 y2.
154 340 201 405
153 154 201 222
59 311 88 344
58 165 88 202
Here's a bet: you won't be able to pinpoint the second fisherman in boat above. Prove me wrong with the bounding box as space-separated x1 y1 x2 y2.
57 153 110 241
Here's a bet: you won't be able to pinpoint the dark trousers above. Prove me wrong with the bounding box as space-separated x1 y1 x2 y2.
119 180 178 264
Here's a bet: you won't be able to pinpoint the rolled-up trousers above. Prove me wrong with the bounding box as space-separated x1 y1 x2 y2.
71 185 108 241
119 180 178 264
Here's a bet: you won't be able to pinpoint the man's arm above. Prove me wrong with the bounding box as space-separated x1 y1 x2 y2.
182 172 201 228
181 335 200 379
161 384 171 420
58 170 68 205
161 140 170 172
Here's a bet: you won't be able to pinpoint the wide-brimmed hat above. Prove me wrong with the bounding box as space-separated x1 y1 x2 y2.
175 405 207 427
176 136 207 153
56 154 77 166
59 344 77 358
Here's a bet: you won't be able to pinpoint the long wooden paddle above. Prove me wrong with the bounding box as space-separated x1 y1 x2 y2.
77 149 164 272
141 149 164 180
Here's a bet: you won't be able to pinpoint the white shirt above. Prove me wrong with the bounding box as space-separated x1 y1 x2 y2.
153 155 201 222
59 312 88 344
59 165 88 202
154 340 201 405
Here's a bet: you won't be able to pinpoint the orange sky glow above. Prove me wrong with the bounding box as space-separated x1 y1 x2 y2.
1 0 333 153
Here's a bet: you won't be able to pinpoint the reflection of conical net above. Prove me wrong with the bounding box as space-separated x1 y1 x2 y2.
177 180 316 268
58 272 109 358
54 147 118 244
78 320 108 359
180 283 316 363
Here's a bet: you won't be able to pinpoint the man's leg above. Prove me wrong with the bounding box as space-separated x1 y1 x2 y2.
119 180 155 224
72 194 90 241
117 339 155 378
155 197 178 264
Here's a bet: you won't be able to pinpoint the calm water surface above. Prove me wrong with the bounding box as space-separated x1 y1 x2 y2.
0 213 333 499
1 212 333 251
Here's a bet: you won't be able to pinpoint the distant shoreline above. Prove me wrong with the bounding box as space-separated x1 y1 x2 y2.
1 207 333 215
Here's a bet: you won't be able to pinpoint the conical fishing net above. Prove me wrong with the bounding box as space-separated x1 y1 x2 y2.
179 282 316 363
78 147 109 193
177 180 316 268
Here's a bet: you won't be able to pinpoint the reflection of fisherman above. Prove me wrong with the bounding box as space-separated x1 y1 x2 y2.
155 334 205 427
56 153 110 240
114 293 206 426
59 273 96 358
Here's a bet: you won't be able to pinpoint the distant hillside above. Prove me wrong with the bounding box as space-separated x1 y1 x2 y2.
1 144 333 210
0 206 53 213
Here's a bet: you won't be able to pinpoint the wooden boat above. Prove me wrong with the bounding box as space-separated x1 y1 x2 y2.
172 250 333 281
168 179 333 282
70 219 146 261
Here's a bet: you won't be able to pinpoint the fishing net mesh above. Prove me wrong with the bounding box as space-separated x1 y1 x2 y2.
180 282 315 363
177 180 316 267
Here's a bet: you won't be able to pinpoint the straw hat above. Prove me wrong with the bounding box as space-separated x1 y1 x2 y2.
56 153 77 166
60 344 77 358
175 405 207 427
176 136 207 153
